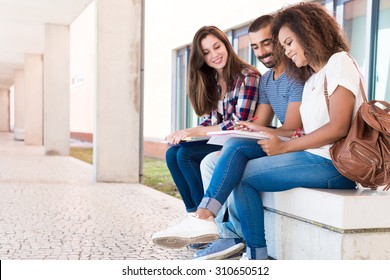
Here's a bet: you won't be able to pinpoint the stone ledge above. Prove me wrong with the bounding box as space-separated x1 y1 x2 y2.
262 186 390 259
262 186 390 230
264 209 390 259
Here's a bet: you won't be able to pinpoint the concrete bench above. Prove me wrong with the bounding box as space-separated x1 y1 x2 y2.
262 186 390 259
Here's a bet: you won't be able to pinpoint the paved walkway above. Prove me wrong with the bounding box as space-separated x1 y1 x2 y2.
0 133 194 260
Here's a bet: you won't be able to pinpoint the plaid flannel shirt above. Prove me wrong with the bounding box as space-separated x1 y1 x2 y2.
200 67 260 130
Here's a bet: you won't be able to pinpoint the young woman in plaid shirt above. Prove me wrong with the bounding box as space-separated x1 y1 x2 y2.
164 26 260 220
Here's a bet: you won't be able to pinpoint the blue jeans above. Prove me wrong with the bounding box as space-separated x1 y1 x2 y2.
233 151 357 260
200 138 266 239
201 151 242 239
165 143 221 212
199 138 266 216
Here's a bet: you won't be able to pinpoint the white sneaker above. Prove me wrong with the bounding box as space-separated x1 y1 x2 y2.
239 253 249 260
152 213 219 249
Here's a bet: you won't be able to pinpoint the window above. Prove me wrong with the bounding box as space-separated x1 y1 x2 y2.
232 27 251 62
335 0 369 82
324 0 390 102
173 1 390 134
173 47 195 131
375 0 390 101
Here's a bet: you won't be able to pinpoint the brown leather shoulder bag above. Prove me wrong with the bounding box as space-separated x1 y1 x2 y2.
324 55 390 191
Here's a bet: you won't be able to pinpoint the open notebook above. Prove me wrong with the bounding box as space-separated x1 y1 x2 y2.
207 130 289 146
161 136 211 147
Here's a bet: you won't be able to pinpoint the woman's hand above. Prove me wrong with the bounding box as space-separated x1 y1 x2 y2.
235 121 263 132
165 130 190 145
258 132 287 156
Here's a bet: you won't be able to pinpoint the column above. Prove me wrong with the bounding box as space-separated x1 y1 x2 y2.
0 88 10 132
24 54 43 146
44 24 70 155
94 0 142 182
13 70 26 140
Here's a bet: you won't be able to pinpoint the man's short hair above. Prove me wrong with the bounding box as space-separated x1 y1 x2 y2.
248 15 273 33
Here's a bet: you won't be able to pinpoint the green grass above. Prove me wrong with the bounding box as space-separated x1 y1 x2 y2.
142 157 179 198
70 147 180 199
70 147 93 164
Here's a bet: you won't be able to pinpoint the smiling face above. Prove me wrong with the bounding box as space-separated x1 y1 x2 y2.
278 25 308 68
201 34 228 73
249 25 277 68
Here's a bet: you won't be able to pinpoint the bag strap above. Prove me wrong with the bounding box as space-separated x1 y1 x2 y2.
324 76 329 112
324 52 368 112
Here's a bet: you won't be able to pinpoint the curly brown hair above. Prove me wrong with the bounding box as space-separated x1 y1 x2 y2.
272 2 350 82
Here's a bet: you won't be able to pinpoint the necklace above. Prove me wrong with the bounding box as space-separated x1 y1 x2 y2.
311 75 317 91
311 71 323 91
311 64 326 91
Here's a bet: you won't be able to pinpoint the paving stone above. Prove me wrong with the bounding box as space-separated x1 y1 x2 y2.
0 134 196 260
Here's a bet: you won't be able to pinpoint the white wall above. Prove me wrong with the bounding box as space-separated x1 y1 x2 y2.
143 0 300 140
68 0 301 141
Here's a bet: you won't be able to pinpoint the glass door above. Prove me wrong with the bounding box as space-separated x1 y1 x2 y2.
375 0 390 101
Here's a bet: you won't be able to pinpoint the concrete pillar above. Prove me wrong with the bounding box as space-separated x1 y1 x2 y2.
0 88 10 132
44 24 70 155
14 70 26 140
94 0 142 182
24 54 43 146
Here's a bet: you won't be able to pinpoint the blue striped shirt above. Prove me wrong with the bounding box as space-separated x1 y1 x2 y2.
259 70 304 124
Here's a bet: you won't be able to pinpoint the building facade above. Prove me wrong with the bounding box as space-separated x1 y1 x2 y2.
1 0 388 179
142 0 390 159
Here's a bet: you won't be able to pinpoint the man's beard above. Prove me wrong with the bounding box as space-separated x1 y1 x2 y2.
258 53 277 68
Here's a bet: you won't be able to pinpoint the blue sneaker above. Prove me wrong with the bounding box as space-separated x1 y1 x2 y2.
193 238 245 260
188 243 209 250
